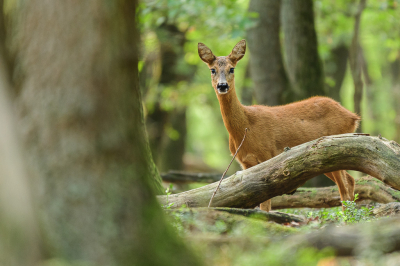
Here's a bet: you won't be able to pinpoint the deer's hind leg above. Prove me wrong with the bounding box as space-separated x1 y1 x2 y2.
260 200 271 212
324 170 355 209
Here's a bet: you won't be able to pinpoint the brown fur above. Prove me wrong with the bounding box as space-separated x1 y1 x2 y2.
198 40 360 211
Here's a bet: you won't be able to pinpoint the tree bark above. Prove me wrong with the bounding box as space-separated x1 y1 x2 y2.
158 134 400 209
162 173 400 209
12 1 200 265
247 0 290 105
281 0 326 101
349 0 366 132
0 2 41 264
272 176 400 209
372 202 400 217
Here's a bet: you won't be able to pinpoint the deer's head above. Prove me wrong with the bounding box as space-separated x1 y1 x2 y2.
198 40 246 95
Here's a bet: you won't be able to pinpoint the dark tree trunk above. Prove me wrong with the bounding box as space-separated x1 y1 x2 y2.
247 0 290 106
349 0 366 133
281 0 326 101
160 107 187 171
12 1 200 265
391 54 400 143
240 62 254 105
146 23 195 171
325 44 349 102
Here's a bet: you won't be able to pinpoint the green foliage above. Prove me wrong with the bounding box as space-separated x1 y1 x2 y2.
340 194 375 223
162 184 175 210
306 194 374 224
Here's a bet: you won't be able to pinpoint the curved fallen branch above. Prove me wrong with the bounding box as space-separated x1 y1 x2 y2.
158 134 400 209
271 176 400 209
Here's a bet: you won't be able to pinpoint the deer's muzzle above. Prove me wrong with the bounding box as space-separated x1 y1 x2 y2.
217 83 229 94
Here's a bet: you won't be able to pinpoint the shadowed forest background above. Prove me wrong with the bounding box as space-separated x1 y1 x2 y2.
2 0 400 265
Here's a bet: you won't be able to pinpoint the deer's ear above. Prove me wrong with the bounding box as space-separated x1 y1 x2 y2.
198 43 216 64
228 39 246 63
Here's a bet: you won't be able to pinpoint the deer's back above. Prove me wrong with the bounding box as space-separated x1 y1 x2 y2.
235 97 360 167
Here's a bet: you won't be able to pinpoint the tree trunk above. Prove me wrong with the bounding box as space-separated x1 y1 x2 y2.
391 54 400 143
159 134 400 209
146 23 195 171
247 0 290 105
325 44 349 102
160 108 187 171
0 2 41 263
240 62 254 105
349 0 366 133
281 0 326 101
12 1 200 265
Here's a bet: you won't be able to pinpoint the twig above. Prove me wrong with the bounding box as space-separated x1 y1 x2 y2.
208 128 248 208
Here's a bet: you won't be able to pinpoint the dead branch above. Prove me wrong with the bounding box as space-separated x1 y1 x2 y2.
209 128 247 207
158 134 400 209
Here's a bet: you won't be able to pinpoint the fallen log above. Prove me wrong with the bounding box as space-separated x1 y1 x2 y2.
161 171 221 184
167 207 305 224
271 176 400 209
288 216 400 256
158 134 400 209
372 202 400 217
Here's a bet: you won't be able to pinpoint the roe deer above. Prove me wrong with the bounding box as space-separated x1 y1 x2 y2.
198 39 360 211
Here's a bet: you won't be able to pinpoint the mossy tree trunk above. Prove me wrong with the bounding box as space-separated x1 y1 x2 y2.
12 1 200 265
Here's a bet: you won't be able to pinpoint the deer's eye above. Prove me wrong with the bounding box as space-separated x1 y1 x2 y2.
211 69 216 74
230 68 235 74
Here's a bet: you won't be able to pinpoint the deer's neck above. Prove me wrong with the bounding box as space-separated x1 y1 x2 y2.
217 88 248 140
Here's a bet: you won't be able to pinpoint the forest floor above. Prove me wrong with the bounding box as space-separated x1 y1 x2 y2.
164 193 400 266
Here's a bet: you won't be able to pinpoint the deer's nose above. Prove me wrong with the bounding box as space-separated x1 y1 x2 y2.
217 83 229 94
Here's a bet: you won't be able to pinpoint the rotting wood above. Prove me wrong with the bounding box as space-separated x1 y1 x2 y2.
158 134 400 209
